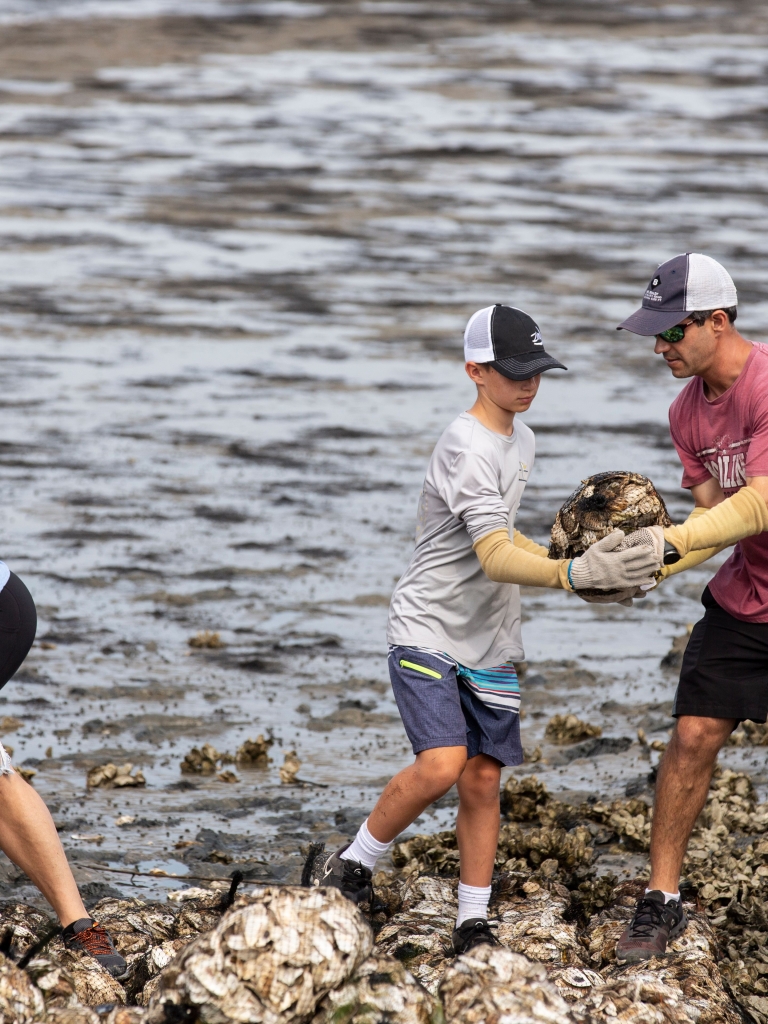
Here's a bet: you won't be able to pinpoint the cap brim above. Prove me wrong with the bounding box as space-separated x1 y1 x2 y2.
616 306 688 336
491 353 568 381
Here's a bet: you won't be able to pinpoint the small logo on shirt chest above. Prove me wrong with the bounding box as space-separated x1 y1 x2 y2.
519 461 530 482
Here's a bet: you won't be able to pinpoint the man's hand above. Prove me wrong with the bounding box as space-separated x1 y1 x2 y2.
569 529 662 591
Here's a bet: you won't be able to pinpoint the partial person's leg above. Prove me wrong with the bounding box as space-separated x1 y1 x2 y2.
0 574 126 975
648 715 735 893
0 770 87 925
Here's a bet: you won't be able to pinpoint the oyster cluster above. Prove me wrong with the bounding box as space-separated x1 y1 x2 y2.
86 764 146 790
544 715 602 745
548 471 672 561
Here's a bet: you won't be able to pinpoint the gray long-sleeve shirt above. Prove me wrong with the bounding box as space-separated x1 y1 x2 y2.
387 411 535 669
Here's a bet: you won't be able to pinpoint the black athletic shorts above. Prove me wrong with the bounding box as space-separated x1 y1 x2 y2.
0 573 36 691
674 586 768 722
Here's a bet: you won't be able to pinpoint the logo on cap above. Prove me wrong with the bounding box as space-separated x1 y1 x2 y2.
652 277 660 287
531 330 543 346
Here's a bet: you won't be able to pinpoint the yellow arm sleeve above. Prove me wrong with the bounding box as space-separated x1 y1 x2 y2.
512 529 550 558
656 507 728 581
474 529 573 589
664 486 768 556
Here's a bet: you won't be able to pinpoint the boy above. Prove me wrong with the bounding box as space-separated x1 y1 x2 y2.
307 304 661 953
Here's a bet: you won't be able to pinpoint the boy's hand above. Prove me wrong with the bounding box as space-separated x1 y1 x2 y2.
569 529 662 591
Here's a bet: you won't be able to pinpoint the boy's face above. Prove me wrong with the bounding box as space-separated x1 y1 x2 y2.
466 363 541 413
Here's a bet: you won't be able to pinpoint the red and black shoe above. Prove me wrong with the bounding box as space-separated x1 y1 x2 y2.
62 918 127 979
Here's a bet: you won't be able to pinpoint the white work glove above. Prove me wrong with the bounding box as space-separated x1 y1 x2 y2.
615 525 665 562
577 586 649 607
569 528 662 591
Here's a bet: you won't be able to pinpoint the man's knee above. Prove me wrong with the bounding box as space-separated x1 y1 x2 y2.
671 716 735 761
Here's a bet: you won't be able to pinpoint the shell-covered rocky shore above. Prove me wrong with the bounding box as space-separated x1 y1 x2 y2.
2 763 768 1024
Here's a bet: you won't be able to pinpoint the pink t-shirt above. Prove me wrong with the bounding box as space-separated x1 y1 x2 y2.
669 342 768 623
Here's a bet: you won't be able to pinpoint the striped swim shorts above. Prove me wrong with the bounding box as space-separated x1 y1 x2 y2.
387 645 523 766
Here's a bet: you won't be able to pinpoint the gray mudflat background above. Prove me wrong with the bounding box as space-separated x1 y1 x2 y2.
0 0 765 901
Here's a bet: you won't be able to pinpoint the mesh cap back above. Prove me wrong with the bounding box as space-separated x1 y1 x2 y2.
463 306 495 363
686 253 737 310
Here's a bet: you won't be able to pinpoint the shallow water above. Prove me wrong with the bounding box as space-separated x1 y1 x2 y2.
0 0 766 900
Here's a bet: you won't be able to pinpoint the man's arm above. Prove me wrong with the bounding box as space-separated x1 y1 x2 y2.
664 477 768 557
689 476 726 510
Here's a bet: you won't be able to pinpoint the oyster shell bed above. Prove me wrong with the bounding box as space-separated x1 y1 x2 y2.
5 763 768 1022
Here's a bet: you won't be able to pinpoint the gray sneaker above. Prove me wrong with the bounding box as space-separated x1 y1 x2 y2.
302 843 372 905
615 890 687 963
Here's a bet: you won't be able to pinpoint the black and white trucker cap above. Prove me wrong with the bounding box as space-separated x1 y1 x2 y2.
463 304 567 380
617 253 738 336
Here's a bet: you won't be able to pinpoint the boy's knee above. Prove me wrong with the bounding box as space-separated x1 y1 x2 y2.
461 758 501 799
416 747 467 793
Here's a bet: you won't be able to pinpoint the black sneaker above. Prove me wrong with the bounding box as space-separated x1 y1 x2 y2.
302 843 372 905
62 918 127 979
615 891 687 963
452 917 500 956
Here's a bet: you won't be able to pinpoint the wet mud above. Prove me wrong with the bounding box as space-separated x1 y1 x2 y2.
0 0 767 1018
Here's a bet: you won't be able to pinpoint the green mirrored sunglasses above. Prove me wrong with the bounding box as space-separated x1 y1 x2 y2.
657 318 696 343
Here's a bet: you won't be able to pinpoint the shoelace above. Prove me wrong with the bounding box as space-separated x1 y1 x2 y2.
628 898 670 939
342 861 369 885
68 923 114 957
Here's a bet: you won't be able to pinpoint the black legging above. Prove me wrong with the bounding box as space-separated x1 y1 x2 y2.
0 573 36 691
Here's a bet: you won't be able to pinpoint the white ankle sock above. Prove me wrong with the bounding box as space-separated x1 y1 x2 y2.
340 819 392 872
456 882 493 927
646 887 680 904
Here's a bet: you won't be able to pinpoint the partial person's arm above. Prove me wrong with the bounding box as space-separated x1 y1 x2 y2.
663 478 768 557
513 529 550 557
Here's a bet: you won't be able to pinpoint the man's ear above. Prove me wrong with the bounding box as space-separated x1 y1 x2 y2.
710 309 730 333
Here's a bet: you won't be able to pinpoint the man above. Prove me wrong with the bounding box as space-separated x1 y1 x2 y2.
613 252 768 962
305 304 662 954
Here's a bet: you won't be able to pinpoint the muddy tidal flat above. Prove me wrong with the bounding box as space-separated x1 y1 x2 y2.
0 0 768 1017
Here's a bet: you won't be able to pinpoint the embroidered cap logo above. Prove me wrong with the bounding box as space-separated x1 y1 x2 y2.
531 330 544 346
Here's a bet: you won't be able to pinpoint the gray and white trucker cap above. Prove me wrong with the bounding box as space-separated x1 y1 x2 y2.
464 304 567 380
617 253 737 336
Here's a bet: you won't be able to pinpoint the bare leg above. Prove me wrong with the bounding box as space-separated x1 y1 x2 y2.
455 754 501 887
367 746 468 843
648 715 735 893
0 772 87 926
